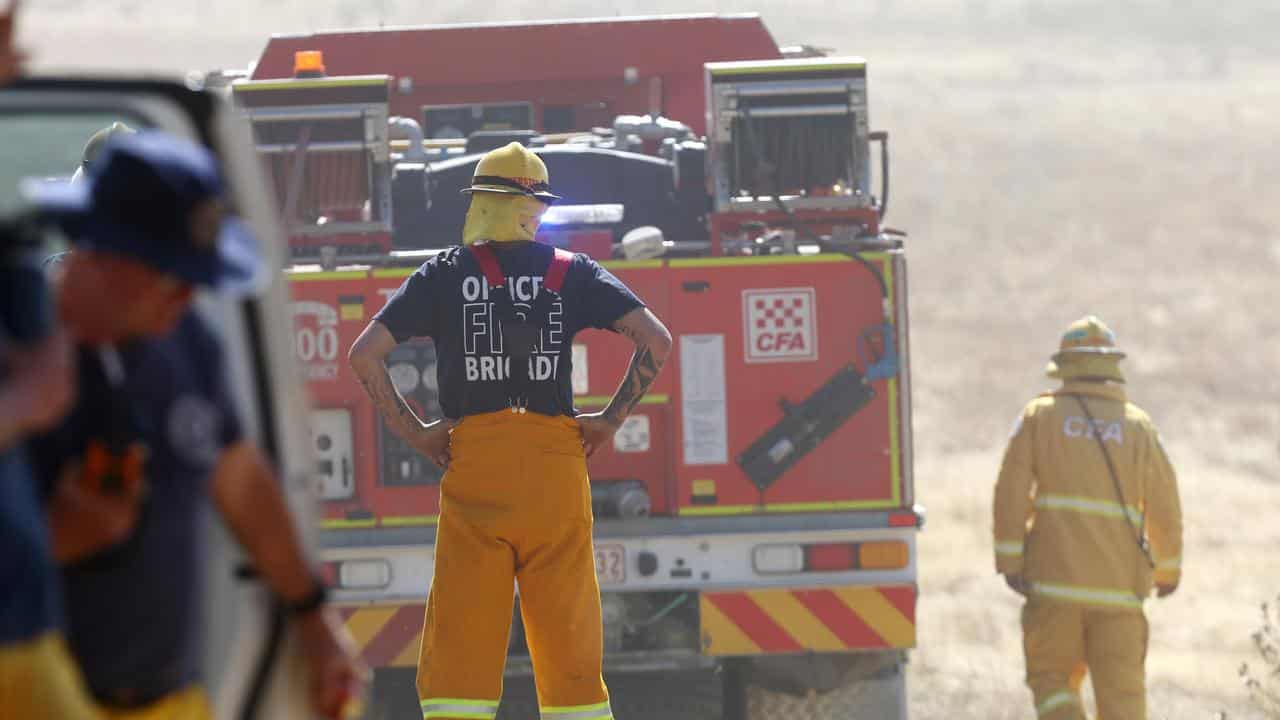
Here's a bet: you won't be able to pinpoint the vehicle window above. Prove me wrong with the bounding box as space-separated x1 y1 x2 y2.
0 112 148 213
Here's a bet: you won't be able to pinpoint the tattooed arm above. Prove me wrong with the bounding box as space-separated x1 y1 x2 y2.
349 322 451 467
578 307 672 456
603 308 672 424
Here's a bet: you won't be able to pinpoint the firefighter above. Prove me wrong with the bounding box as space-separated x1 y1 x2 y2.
349 142 672 720
24 131 365 719
993 315 1183 720
71 121 136 183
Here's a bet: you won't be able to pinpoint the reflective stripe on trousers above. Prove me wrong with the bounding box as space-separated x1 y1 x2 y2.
420 697 499 720
542 700 614 720
1037 689 1077 717
995 540 1024 557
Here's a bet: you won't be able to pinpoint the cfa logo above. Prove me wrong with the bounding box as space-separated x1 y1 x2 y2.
742 288 818 363
1063 416 1124 445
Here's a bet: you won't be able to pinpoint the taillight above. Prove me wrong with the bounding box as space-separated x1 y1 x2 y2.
752 541 909 575
804 543 857 571
856 541 910 570
752 544 805 574
335 559 392 589
888 511 919 528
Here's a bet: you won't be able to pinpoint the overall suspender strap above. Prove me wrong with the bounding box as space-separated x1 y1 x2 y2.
471 243 572 292
466 245 574 413
543 247 573 293
469 242 508 289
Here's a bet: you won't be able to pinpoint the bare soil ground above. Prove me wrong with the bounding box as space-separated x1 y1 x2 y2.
22 2 1279 717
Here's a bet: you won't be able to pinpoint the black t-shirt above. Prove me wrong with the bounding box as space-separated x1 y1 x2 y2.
375 243 643 419
27 311 243 702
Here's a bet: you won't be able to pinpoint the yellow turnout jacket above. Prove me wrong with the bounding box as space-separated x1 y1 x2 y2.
993 381 1182 610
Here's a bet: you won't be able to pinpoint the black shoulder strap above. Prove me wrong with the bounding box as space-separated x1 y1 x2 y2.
465 244 573 413
1069 394 1155 568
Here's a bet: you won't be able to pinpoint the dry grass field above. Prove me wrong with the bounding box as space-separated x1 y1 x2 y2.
20 1 1280 717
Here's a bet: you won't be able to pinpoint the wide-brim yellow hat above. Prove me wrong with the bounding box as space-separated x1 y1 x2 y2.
460 142 560 204
1045 315 1126 382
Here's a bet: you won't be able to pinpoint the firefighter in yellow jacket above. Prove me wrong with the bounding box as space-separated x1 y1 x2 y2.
994 316 1182 720
350 143 672 720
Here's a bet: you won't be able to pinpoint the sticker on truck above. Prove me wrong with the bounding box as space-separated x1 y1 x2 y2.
595 544 626 585
742 288 818 363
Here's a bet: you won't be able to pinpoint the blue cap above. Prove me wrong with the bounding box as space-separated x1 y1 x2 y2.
23 131 259 292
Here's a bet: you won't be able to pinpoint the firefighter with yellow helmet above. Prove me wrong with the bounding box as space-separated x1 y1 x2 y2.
994 315 1183 719
350 143 672 720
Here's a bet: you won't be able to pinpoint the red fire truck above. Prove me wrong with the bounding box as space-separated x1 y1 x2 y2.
233 13 919 719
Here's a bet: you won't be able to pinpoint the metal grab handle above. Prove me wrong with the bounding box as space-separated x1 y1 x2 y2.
870 130 890 220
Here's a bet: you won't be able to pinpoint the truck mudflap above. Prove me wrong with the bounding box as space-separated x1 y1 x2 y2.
699 584 915 656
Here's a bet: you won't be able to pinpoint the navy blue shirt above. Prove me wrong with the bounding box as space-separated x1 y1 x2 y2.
375 243 643 419
27 311 242 702
0 251 62 646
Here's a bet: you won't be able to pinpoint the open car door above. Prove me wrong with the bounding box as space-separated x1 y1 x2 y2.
0 78 321 720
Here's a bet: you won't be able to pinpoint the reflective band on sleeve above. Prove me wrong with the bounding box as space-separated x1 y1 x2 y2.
1030 581 1142 610
1034 494 1142 524
541 700 614 720
420 698 500 720
1037 689 1077 717
995 540 1024 557
1157 556 1181 570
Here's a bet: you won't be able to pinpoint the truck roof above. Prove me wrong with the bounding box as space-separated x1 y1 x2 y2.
250 14 782 136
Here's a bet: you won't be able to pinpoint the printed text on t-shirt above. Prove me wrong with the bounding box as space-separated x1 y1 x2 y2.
461 273 563 383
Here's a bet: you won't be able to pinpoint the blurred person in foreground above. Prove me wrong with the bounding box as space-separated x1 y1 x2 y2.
0 2 100 714
0 210 99 720
349 142 671 720
24 130 366 719
993 315 1183 720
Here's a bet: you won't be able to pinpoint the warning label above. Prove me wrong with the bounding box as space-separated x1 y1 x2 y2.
742 288 818 363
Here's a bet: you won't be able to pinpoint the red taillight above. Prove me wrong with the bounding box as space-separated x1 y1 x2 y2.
889 511 918 527
803 543 858 572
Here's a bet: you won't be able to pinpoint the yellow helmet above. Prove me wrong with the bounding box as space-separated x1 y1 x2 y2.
1046 315 1126 382
460 142 560 204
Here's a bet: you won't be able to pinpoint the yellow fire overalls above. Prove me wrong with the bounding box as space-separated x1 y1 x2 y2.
416 411 611 720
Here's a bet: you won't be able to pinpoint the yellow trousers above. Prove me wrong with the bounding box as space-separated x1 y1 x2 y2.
416 411 611 720
1022 598 1148 720
97 686 212 720
0 631 102 719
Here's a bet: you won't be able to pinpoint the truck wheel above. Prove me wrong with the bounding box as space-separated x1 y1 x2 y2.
735 653 907 720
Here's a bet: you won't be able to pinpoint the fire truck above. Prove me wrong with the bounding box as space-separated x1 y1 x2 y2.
232 13 920 719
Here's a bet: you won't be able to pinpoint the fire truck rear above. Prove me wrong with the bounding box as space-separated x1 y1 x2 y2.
232 14 920 719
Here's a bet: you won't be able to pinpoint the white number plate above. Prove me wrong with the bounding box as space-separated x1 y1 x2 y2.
595 544 626 585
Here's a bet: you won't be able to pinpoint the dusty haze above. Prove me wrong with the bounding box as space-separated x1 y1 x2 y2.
20 1 1280 717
